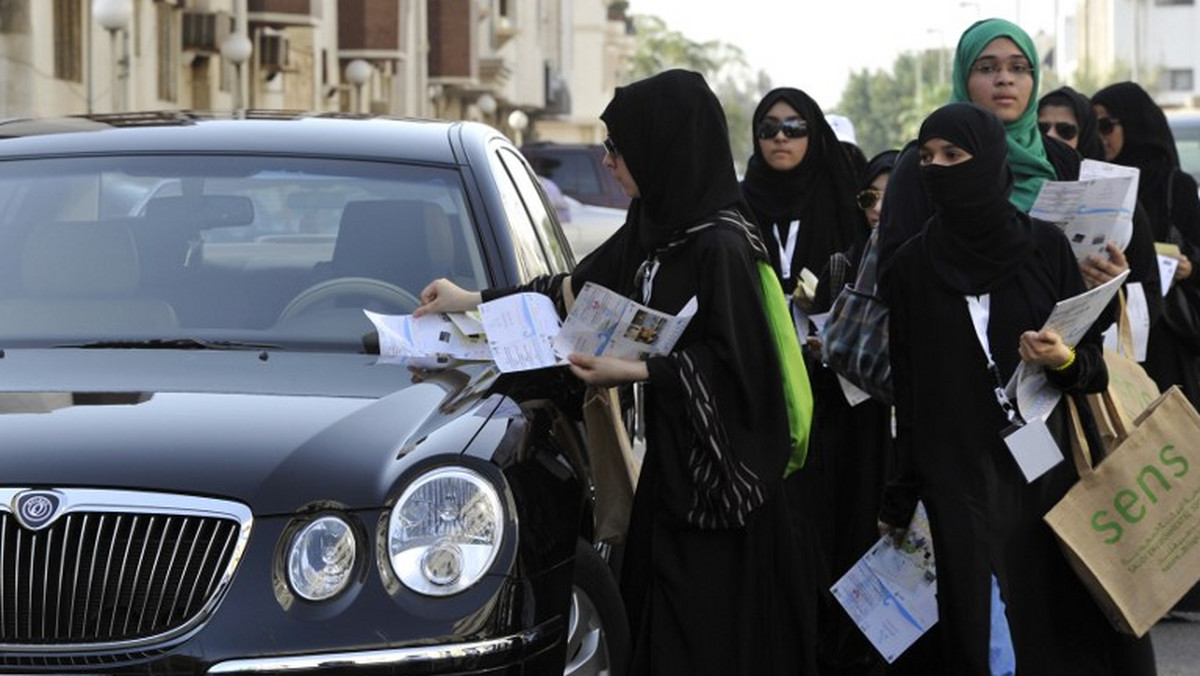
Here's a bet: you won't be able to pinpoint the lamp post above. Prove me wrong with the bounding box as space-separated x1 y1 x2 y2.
221 32 253 115
93 0 131 112
345 59 373 114
507 109 528 146
475 93 497 122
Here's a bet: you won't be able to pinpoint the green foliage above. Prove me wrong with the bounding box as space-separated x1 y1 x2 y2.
834 48 953 158
627 14 775 173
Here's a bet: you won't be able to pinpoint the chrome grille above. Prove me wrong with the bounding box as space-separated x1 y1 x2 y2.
0 488 252 652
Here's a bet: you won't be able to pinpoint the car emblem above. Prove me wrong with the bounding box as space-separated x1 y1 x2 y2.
13 490 64 531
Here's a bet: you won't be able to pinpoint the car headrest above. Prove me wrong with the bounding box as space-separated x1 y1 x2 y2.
21 220 141 297
332 200 456 285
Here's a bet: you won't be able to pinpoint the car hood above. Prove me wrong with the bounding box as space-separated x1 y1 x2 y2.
0 349 500 514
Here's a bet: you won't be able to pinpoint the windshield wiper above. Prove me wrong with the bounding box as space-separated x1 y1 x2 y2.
59 338 283 351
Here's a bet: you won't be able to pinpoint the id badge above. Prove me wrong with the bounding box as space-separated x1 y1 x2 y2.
1001 417 1063 483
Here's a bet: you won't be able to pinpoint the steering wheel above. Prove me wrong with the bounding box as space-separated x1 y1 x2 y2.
277 276 421 323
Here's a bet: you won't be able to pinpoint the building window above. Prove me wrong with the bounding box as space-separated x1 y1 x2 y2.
157 2 179 102
53 0 83 82
1166 68 1195 92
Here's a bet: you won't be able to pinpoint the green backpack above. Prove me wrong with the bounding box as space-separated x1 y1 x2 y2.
757 260 813 476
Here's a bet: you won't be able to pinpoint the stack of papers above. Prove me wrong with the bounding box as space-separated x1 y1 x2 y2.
365 282 696 373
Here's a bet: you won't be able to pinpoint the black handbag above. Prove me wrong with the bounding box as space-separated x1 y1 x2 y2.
1159 169 1200 353
820 229 893 404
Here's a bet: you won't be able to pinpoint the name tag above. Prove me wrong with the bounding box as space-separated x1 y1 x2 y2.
1002 417 1063 482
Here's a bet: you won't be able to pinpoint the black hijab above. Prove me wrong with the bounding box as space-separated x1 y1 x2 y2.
1092 81 1181 241
920 102 1031 295
859 149 901 193
599 69 743 251
740 88 866 288
1039 86 1105 161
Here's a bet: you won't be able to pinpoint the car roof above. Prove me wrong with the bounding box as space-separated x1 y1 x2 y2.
0 112 497 165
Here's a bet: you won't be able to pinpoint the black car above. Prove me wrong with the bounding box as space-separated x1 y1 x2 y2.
0 112 628 675
520 142 631 210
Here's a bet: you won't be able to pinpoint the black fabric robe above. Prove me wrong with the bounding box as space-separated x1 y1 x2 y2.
879 220 1155 675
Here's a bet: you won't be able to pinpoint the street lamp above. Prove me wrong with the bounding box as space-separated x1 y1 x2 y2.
93 0 131 112
507 109 528 146
220 32 253 115
345 59 373 114
475 93 497 121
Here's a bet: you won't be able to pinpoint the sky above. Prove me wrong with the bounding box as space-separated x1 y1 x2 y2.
625 0 1057 109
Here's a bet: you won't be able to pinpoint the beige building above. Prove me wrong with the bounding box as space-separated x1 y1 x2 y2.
0 0 633 143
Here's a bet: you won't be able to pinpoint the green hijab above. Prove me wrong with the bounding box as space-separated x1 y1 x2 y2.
950 18 1056 212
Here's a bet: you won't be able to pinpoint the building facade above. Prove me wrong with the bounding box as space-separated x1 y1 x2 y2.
0 0 633 143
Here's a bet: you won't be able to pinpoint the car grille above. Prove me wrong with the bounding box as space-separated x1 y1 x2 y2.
0 488 252 655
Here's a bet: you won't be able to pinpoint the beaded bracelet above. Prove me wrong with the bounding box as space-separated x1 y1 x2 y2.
1051 345 1076 372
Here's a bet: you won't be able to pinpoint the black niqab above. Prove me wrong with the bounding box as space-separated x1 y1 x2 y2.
599 69 743 251
1039 86 1105 161
1092 81 1181 241
920 103 1030 295
740 88 866 288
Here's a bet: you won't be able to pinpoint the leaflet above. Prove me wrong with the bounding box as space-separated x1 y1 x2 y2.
364 309 492 365
1008 269 1130 423
1029 159 1139 261
831 502 937 664
553 282 697 361
477 292 565 373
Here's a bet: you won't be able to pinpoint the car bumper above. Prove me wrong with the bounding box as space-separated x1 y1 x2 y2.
206 619 562 675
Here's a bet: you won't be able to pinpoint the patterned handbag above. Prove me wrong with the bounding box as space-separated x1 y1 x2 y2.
820 229 893 404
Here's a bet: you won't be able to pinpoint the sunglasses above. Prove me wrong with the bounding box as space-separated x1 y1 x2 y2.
1097 117 1120 135
603 137 620 159
756 118 809 140
856 189 882 210
1037 121 1079 141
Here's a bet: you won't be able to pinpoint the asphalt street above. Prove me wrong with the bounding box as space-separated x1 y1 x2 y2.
1153 612 1200 675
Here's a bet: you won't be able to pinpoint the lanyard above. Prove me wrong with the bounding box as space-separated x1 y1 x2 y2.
965 294 1023 426
636 258 661 304
772 220 800 280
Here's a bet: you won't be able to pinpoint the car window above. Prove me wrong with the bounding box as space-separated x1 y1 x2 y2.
532 150 602 199
1171 116 1200 183
0 155 487 349
488 147 552 281
497 148 572 273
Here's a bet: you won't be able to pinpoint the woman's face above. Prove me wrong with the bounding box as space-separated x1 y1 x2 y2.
1093 103 1125 161
918 138 974 167
757 100 810 172
1037 104 1079 149
602 137 640 198
859 171 890 228
966 37 1035 124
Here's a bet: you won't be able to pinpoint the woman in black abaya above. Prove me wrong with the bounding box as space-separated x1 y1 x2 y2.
879 102 1151 675
1092 81 1200 409
418 69 810 676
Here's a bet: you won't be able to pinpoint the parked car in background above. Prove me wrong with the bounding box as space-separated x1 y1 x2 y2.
1167 108 1200 187
559 195 627 259
0 112 628 675
521 142 631 210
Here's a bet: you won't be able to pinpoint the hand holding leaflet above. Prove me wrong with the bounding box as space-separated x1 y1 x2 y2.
553 282 696 361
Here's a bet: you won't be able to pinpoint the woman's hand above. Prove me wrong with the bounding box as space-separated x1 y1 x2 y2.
567 353 649 387
1018 329 1073 369
1078 241 1129 289
1176 255 1194 282
415 278 481 317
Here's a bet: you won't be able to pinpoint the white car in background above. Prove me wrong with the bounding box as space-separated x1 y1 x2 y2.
559 195 626 259
1167 109 1200 193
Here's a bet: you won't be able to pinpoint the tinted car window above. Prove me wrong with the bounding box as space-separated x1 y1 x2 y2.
488 148 552 280
532 149 602 198
498 148 572 272
0 155 486 347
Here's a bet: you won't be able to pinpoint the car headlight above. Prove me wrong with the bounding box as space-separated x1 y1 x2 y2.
287 515 357 601
389 467 504 596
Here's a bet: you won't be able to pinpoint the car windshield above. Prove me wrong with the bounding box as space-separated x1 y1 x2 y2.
1173 117 1200 183
0 154 487 351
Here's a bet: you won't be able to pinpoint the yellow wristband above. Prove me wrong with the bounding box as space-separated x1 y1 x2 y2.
1051 346 1076 372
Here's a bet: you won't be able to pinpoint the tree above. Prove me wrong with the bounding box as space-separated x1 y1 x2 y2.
834 48 953 158
626 14 774 173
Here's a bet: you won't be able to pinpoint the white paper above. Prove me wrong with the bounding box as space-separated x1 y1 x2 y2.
553 282 696 361
364 310 490 365
808 312 830 334
1029 160 1139 261
1009 270 1129 422
1159 254 1181 297
831 502 937 664
838 374 872 407
1003 416 1064 482
477 293 565 372
1104 282 1151 361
